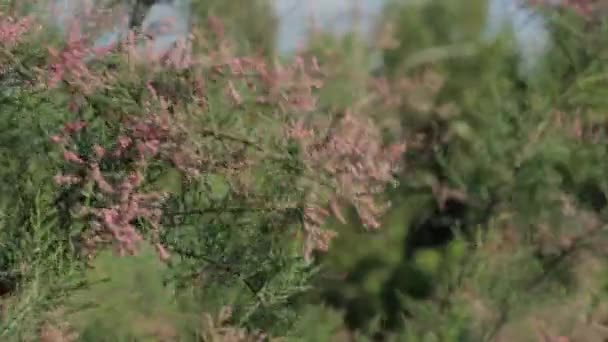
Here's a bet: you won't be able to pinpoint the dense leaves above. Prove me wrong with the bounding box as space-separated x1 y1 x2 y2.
1 1 608 341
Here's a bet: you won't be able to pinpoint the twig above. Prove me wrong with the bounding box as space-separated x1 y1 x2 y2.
485 224 607 341
199 128 263 151
164 204 299 218
168 246 261 298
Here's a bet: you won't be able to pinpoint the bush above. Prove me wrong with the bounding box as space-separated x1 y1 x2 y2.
0 4 401 340
1 1 608 341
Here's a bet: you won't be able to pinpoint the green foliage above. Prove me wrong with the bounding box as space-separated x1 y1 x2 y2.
2 1 608 341
382 0 488 74
302 0 608 340
190 0 278 56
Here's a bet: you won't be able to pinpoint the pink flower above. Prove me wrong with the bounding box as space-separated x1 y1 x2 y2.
155 243 171 262
63 120 87 135
90 163 115 194
63 150 85 164
226 81 242 106
93 145 106 159
49 135 64 144
54 174 82 186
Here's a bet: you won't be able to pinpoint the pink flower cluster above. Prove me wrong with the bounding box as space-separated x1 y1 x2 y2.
288 111 406 260
50 109 173 260
46 22 104 91
45 13 191 93
40 13 407 262
193 20 404 260
253 55 323 113
203 54 323 114
0 15 33 46
194 19 323 114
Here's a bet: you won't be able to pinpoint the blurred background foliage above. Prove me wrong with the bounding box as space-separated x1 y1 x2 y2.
190 0 278 56
1 0 608 341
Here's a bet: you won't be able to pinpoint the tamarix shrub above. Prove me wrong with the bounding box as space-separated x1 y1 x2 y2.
11 1 608 340
34 11 405 263
0 7 406 337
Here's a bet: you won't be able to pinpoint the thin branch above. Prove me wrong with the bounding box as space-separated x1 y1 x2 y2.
199 128 264 151
168 246 261 297
527 226 607 293
485 224 607 341
164 204 300 218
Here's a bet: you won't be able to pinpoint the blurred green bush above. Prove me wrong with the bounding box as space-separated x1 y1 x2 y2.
1 1 608 341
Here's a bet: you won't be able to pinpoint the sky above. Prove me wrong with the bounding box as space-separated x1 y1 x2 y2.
274 0 385 52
